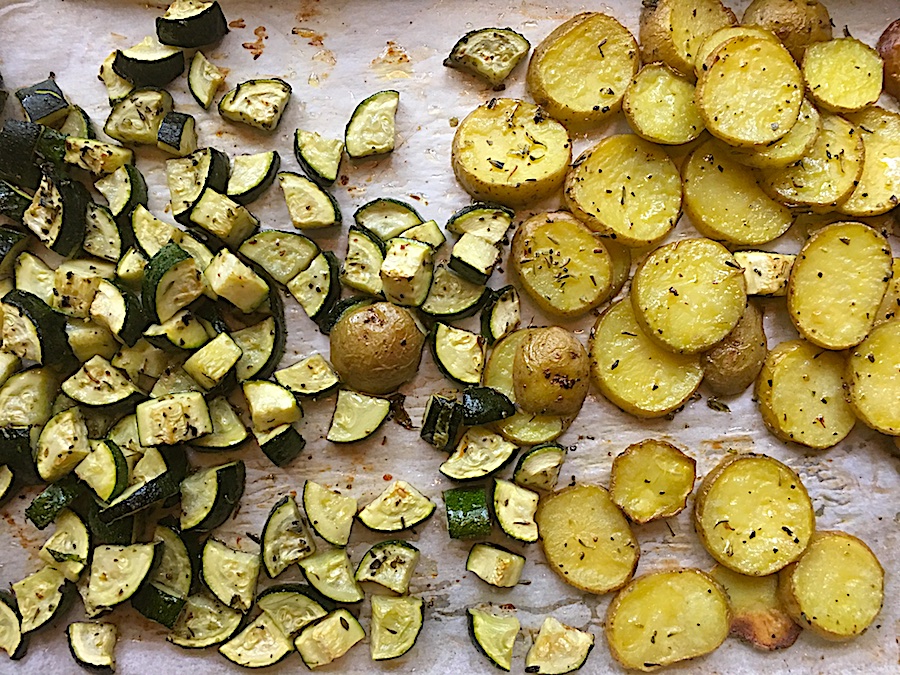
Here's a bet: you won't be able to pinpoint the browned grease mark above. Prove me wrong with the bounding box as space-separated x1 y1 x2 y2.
292 27 325 46
373 40 411 67
4 514 38 553
295 0 320 23
229 18 246 29
313 49 336 66
242 26 268 60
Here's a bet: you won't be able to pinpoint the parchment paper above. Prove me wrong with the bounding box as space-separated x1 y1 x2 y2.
0 0 896 672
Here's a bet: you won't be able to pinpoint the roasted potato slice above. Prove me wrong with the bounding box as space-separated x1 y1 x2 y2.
632 238 747 354
513 327 589 417
846 319 900 435
742 0 832 62
696 35 803 147
755 339 856 449
606 239 632 302
802 38 883 113
526 12 639 129
718 98 821 169
778 531 884 641
609 439 696 524
839 106 900 217
451 98 570 208
564 134 682 248
606 569 730 672
482 328 568 445
693 25 779 78
694 454 815 576
589 299 703 419
683 139 793 245
758 112 864 209
787 221 892 350
622 63 704 145
708 564 801 651
510 212 613 318
701 301 767 396
640 0 737 78
734 251 794 297
878 18 900 100
536 484 639 595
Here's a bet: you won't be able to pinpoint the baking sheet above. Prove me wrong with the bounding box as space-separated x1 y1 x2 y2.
0 0 897 672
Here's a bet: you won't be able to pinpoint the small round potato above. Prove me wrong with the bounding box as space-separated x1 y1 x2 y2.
742 0 832 62
878 19 900 100
701 301 767 396
513 326 589 416
329 302 425 395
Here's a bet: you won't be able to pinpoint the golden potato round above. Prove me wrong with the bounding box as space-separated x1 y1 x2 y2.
527 12 639 129
693 25 779 78
802 38 884 114
701 301 767 396
451 98 571 208
878 19 900 100
329 302 425 394
510 211 613 318
513 326 589 416
622 62 705 145
742 0 832 61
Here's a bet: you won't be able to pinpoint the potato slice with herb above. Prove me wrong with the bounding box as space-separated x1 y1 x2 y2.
708 565 801 651
874 258 900 325
589 299 703 419
742 0 832 61
606 568 730 672
755 339 856 449
609 439 696 524
802 37 883 113
694 454 814 576
846 319 900 435
526 12 639 129
510 212 612 318
536 484 638 595
632 238 747 354
778 531 884 641
564 134 682 248
839 106 900 217
683 139 793 246
451 98 570 208
717 98 821 170
622 63 704 145
693 25 779 78
696 34 803 146
759 112 864 209
787 221 892 350
640 0 737 77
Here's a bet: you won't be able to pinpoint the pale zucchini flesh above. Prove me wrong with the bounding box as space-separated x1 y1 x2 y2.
525 616 594 675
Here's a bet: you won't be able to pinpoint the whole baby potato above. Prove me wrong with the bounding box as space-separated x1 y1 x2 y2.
701 301 767 396
513 326 589 416
878 19 900 101
329 302 425 394
742 0 832 62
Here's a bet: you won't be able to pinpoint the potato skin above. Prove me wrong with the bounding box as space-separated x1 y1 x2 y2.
878 19 900 101
513 326 589 416
701 301 767 396
742 0 832 62
329 302 425 394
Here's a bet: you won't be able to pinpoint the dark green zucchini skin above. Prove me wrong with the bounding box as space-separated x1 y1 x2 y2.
25 474 86 530
157 111 194 154
2 289 77 369
0 426 40 486
0 181 33 222
185 461 245 532
141 243 193 323
245 257 287 382
443 485 491 539
131 582 186 629
15 78 68 126
228 151 280 205
76 497 135 546
461 387 515 426
47 173 90 256
113 49 185 89
98 445 188 523
172 147 230 226
420 394 463 451
0 227 29 277
0 121 65 190
156 2 229 48
316 295 375 336
258 425 306 468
